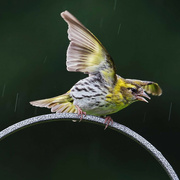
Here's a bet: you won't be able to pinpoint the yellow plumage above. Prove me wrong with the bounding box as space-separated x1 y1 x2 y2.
30 11 162 129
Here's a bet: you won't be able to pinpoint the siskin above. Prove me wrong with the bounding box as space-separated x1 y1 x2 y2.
30 11 162 129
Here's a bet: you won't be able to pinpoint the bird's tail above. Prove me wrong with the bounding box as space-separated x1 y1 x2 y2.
30 91 77 113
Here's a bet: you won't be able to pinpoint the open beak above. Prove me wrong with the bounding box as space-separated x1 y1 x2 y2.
136 91 151 103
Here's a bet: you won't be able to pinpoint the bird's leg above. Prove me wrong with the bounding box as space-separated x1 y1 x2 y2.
75 105 86 121
104 116 113 130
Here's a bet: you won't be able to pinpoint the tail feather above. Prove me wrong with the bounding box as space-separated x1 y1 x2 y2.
30 91 77 114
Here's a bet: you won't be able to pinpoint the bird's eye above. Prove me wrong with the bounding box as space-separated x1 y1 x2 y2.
128 88 137 93
131 88 137 93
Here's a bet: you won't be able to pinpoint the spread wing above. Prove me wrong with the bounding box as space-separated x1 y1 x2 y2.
126 79 162 96
61 11 116 85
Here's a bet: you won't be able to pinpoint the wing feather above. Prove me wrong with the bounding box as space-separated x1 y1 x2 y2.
61 11 116 85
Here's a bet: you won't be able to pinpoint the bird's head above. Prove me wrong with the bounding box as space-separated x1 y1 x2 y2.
117 77 162 104
122 84 151 103
120 83 150 104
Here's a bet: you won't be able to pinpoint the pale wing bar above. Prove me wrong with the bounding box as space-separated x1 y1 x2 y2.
126 79 162 96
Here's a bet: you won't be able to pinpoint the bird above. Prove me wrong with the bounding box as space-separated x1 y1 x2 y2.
30 10 162 129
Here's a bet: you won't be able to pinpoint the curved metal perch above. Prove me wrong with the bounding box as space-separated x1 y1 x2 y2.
0 113 178 180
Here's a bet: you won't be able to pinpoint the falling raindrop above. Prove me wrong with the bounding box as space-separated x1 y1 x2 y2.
143 112 146 123
113 0 117 11
43 56 47 63
14 93 19 112
99 18 103 28
2 84 6 97
34 107 37 115
117 23 121 35
168 102 172 121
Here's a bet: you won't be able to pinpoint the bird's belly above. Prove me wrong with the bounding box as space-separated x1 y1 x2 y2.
72 95 127 116
70 77 113 116
70 77 129 116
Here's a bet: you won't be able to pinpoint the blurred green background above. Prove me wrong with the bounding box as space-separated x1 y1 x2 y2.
0 0 180 179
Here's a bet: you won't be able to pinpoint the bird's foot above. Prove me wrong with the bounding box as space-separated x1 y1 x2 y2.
104 116 113 130
75 105 86 121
